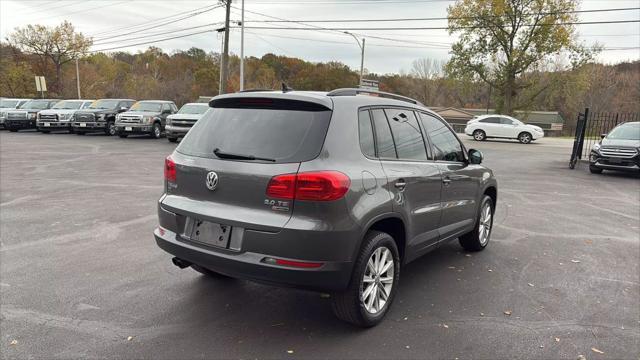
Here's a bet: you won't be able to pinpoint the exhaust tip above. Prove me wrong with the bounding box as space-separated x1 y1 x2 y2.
171 257 192 269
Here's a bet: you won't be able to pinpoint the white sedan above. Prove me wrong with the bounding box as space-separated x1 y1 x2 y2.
464 115 544 144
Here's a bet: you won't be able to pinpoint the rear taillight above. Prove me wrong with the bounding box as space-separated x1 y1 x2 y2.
266 171 350 201
165 155 176 183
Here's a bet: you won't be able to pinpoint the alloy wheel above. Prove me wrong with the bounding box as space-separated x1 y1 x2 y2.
361 246 394 314
479 202 492 246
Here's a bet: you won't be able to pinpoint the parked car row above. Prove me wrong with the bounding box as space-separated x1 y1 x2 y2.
0 97 210 142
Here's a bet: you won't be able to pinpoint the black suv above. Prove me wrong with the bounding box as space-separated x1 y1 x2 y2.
590 121 640 174
115 100 178 139
154 89 498 327
72 99 136 135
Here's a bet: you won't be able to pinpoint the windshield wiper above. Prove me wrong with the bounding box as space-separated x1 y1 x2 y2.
213 148 276 162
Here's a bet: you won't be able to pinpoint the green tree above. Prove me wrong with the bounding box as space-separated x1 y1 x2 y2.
7 21 92 96
445 0 596 115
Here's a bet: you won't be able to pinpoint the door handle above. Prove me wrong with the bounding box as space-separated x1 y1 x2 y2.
442 177 452 186
394 179 407 191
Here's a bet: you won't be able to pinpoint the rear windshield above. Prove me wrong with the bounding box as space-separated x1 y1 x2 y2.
177 103 332 163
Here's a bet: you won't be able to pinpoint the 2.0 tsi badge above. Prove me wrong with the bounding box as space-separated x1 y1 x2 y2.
205 171 219 191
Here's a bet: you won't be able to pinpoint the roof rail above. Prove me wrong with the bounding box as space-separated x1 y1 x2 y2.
238 89 275 93
326 88 422 105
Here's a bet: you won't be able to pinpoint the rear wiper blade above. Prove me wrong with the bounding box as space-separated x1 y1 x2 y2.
213 148 276 162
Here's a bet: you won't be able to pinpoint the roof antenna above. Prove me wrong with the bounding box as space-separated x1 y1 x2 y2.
282 82 293 93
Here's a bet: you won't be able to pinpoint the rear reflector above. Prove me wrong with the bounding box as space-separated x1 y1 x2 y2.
266 171 350 201
263 257 324 269
165 155 176 182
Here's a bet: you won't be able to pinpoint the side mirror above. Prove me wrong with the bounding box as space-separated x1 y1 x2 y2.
118 107 128 112
600 133 606 139
468 149 483 165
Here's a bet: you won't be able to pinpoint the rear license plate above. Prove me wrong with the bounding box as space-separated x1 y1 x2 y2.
183 218 231 248
80 123 86 127
125 126 132 131
44 123 50 127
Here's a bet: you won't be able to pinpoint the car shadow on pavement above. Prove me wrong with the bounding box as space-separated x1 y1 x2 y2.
155 244 466 335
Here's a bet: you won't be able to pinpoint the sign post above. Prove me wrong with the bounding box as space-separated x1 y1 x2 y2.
34 76 47 98
359 79 379 91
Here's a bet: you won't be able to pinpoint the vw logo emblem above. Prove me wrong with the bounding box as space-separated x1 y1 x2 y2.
205 171 219 191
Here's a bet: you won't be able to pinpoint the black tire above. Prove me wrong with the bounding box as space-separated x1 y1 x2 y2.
459 195 494 252
150 122 162 139
518 132 532 144
69 128 75 134
106 121 116 136
589 165 603 174
41 130 50 134
191 264 231 278
118 133 128 138
473 129 486 141
9 129 18 132
75 131 85 135
168 137 178 143
331 230 400 327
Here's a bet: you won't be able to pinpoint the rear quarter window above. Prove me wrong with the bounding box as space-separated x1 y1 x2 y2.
177 100 332 163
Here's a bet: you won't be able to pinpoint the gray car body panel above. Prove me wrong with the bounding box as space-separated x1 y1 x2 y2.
155 91 497 291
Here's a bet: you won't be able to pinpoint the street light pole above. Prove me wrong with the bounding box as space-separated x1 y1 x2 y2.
239 0 245 91
345 32 365 86
75 58 81 99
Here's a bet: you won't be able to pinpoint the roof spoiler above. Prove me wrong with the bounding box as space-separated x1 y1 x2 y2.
327 88 422 105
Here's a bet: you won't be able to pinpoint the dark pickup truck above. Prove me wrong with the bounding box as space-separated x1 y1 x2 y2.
5 99 60 132
115 100 177 139
72 99 136 136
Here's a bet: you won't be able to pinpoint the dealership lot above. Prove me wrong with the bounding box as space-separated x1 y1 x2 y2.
1 131 638 359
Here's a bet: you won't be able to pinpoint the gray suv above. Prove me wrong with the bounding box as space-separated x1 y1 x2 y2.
154 89 498 327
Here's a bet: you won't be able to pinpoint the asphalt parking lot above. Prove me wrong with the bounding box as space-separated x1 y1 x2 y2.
1 130 638 359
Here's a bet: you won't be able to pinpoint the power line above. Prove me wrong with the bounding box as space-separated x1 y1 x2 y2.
92 22 225 46
237 19 640 31
31 1 130 22
238 7 640 23
89 3 222 38
90 29 217 53
92 5 223 42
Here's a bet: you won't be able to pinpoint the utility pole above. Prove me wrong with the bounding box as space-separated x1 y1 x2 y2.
219 0 232 95
75 58 81 99
239 0 245 91
217 28 225 95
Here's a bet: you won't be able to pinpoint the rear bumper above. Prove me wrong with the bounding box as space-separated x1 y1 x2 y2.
532 131 545 140
154 227 353 291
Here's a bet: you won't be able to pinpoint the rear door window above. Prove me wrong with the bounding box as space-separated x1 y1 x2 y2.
500 117 514 125
177 98 332 163
358 110 376 158
371 109 397 159
480 117 501 124
384 108 428 161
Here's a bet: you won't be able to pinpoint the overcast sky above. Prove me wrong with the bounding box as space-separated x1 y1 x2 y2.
1 0 638 74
